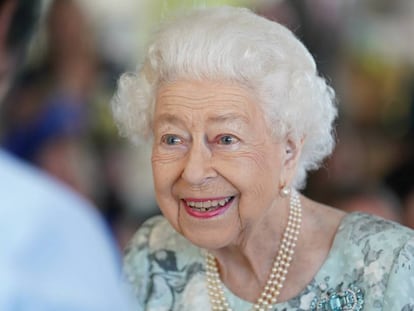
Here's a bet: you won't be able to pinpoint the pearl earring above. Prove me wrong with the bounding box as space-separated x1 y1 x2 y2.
280 186 291 197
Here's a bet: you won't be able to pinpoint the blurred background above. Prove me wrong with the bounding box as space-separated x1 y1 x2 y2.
2 0 413 250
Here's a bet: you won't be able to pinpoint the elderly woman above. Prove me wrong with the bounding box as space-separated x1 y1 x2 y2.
112 7 414 311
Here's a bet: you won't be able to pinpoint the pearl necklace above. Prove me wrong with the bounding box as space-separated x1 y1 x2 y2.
205 190 302 311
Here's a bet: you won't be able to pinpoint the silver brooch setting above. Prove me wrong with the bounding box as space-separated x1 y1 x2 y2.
310 283 364 311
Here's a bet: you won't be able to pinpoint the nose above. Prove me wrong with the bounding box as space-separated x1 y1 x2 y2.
181 140 216 185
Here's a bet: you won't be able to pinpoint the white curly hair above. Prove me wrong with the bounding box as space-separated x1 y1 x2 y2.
111 6 337 189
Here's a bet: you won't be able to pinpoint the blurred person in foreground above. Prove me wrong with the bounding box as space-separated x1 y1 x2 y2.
112 7 414 311
2 0 98 199
0 0 132 309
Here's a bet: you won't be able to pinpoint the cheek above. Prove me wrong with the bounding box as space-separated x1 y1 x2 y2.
151 153 182 230
151 151 182 194
215 147 280 184
214 148 281 212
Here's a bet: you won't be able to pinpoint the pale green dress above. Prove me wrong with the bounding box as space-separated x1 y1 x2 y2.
124 213 414 310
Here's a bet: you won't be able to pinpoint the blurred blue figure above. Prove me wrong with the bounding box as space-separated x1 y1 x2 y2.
0 152 133 310
0 1 134 310
2 88 85 162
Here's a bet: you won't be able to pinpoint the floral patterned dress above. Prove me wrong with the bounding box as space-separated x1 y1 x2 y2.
124 213 414 311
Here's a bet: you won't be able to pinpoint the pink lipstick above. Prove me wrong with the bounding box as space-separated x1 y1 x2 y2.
182 196 234 219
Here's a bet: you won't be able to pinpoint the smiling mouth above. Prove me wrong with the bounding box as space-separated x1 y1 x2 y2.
183 196 235 212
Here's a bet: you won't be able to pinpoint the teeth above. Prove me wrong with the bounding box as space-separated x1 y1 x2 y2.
185 197 232 211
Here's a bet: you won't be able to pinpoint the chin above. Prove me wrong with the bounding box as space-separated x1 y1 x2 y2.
173 199 241 249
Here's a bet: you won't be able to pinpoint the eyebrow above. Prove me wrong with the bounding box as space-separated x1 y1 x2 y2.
154 113 185 127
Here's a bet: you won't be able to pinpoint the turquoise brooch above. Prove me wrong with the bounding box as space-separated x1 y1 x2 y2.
310 283 364 311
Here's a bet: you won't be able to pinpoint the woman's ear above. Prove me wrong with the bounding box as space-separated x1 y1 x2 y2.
279 136 305 187
285 138 303 165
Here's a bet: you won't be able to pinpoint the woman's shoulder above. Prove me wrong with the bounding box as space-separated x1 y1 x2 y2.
339 213 414 309
124 215 203 264
331 212 414 269
123 215 206 310
338 212 414 247
125 215 172 250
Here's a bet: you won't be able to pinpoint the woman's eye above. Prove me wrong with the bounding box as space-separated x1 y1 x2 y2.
161 134 182 145
217 135 238 145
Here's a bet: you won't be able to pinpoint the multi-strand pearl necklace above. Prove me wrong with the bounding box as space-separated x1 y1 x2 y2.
205 190 302 311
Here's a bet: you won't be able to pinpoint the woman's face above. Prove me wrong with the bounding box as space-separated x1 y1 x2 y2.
151 80 295 249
